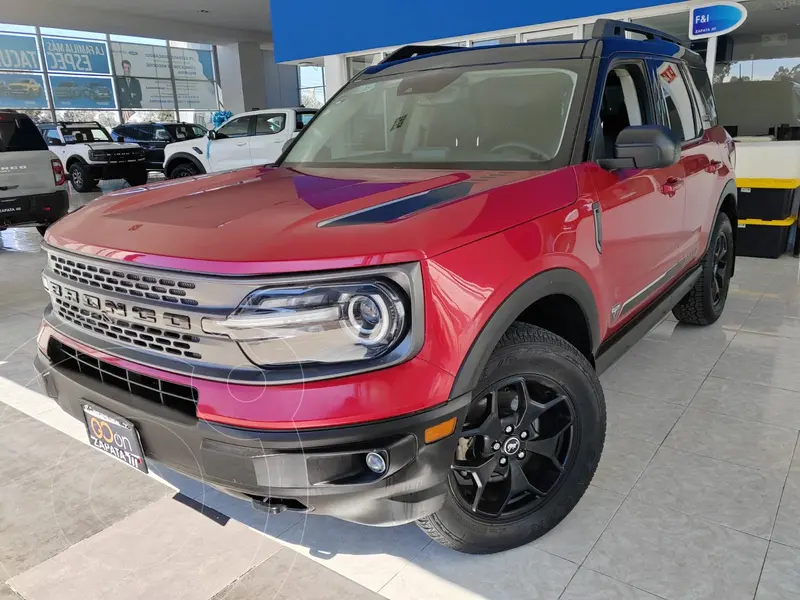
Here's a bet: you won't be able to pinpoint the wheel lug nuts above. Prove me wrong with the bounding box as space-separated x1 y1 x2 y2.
520 431 529 439
499 457 508 466
504 425 513 434
492 442 501 451
517 451 526 460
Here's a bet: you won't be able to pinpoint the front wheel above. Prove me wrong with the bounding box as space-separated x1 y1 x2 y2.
672 212 733 325
69 162 96 193
417 323 606 554
168 162 199 179
125 167 148 187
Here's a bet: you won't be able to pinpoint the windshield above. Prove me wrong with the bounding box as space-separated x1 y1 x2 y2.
61 125 111 143
283 63 581 168
0 116 47 152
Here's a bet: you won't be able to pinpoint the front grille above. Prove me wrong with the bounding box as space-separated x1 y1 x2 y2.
54 297 203 360
48 337 198 417
50 253 199 307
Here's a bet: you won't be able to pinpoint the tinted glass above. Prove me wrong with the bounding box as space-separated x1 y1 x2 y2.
284 64 582 168
254 114 285 135
0 116 47 152
216 117 250 138
296 111 316 130
689 67 717 128
655 61 699 142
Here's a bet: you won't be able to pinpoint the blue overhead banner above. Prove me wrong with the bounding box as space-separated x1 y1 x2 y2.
42 36 110 74
0 33 40 71
49 75 116 109
270 0 687 61
0 73 47 108
689 2 747 40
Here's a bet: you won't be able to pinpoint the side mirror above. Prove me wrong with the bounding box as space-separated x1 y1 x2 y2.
208 130 217 140
282 138 293 153
598 125 680 170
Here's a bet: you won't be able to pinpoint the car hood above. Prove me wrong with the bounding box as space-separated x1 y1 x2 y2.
46 165 578 275
85 142 141 150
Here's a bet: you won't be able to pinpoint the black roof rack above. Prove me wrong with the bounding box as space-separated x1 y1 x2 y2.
591 18 684 46
380 44 464 64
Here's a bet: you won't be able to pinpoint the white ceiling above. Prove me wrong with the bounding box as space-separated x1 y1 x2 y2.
3 0 272 44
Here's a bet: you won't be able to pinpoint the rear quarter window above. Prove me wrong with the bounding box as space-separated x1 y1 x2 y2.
689 67 718 128
0 116 47 152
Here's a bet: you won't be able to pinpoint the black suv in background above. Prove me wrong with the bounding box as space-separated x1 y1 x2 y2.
111 122 207 171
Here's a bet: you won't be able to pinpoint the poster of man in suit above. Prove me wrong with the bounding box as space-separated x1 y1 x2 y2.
116 59 142 108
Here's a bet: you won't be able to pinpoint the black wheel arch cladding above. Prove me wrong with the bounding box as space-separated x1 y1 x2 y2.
450 268 600 398
167 153 205 174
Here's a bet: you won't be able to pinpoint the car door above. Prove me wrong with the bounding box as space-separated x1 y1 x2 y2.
589 59 687 330
248 112 290 165
209 115 253 171
650 58 711 261
40 127 68 162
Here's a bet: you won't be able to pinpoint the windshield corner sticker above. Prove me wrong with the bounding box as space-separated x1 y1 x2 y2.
390 114 408 132
689 2 747 40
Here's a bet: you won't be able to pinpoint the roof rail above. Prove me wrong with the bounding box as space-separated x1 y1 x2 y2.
380 44 463 64
591 18 684 46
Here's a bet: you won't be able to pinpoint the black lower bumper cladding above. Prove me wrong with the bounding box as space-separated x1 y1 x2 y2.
35 345 470 526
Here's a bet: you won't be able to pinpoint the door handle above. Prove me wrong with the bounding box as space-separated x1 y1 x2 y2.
662 177 684 196
705 160 723 174
236 142 247 146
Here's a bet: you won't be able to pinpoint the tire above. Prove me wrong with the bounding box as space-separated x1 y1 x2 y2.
417 323 606 554
125 167 148 187
169 162 199 179
69 162 96 193
672 212 733 326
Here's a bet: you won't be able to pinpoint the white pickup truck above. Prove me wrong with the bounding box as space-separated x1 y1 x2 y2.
163 107 316 178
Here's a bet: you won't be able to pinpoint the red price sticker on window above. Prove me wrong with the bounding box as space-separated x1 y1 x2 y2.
660 65 678 84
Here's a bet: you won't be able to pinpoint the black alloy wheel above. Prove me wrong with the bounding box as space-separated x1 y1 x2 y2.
711 232 729 307
417 323 605 554
451 376 575 519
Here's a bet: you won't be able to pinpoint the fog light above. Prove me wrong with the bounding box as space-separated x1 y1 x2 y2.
365 451 387 474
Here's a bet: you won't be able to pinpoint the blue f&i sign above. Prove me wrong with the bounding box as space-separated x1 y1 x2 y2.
689 2 747 40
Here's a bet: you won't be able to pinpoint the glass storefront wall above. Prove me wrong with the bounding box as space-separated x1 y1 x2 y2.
0 24 221 127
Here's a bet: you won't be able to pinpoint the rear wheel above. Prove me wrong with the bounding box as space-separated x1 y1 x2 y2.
417 323 606 554
169 162 199 179
125 167 148 187
69 162 96 193
673 212 733 325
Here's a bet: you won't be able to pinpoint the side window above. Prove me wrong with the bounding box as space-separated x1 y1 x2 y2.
688 67 717 128
654 61 700 142
43 128 61 145
592 63 652 160
192 126 206 138
254 114 286 135
216 117 251 139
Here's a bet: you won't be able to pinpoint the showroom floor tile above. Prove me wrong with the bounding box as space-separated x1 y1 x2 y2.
4 211 800 600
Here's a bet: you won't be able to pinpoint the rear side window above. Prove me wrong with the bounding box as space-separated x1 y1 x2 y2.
688 67 717 128
296 111 316 131
0 116 47 152
254 114 286 135
654 61 700 142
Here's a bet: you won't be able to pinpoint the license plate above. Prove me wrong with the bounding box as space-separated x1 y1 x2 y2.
82 404 148 473
0 197 27 215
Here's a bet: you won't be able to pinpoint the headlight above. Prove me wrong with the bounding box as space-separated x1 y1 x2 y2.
88 150 106 161
203 280 410 366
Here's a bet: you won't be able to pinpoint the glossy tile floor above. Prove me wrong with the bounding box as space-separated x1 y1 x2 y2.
2 189 800 599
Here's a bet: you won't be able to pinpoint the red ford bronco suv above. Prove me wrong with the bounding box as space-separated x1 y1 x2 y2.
35 21 736 554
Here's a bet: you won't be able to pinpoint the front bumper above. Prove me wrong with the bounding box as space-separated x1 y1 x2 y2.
88 162 145 179
35 335 470 526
